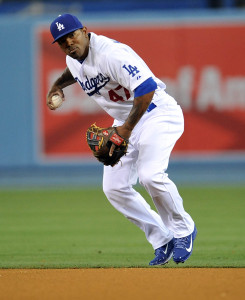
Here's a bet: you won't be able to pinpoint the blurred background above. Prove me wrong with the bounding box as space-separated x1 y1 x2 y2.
0 0 245 188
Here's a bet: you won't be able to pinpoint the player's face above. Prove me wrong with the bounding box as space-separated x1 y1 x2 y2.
57 28 90 60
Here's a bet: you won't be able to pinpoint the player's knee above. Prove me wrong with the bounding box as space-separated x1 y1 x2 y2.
102 182 112 198
138 169 165 189
103 181 122 200
138 170 153 187
103 183 129 210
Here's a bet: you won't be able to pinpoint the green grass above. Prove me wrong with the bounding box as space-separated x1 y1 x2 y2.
0 186 244 268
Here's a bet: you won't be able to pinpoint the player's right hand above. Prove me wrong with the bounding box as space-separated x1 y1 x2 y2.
46 88 65 110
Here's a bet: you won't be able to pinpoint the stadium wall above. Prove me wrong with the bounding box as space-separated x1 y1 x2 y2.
0 11 244 187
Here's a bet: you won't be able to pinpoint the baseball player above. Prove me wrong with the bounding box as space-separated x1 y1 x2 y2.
47 14 197 265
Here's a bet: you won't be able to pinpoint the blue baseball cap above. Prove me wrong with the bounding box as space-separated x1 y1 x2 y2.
50 14 83 44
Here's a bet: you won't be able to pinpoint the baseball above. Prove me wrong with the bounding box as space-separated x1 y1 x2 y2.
51 95 63 108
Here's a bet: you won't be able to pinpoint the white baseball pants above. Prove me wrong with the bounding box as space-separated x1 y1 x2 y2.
103 98 194 250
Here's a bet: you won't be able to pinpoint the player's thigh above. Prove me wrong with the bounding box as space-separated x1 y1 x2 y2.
103 143 138 192
137 108 183 179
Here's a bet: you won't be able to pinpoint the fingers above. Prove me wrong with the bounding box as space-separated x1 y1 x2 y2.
109 143 116 157
46 90 64 110
47 95 55 110
47 97 57 110
47 101 56 110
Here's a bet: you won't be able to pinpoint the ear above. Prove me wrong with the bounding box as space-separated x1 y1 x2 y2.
81 27 88 35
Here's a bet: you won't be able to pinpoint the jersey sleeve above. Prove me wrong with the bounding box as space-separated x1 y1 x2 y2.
104 43 154 93
134 77 157 97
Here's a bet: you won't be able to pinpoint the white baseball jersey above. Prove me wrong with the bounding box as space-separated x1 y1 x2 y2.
66 32 175 122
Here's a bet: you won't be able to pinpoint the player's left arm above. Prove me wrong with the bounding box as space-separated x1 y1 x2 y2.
109 78 157 156
117 92 154 137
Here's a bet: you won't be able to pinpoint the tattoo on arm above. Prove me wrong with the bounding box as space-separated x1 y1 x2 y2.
54 67 76 89
123 91 154 131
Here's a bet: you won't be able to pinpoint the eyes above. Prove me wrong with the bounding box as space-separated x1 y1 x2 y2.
58 31 76 45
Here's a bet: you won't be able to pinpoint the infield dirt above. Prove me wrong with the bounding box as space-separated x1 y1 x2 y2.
0 268 244 300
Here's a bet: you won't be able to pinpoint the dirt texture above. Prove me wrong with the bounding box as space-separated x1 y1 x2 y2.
0 268 244 300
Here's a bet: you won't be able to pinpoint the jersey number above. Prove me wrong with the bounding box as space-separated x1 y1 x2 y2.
108 85 130 102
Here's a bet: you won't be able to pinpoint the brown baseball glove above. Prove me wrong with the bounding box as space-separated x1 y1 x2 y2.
86 123 129 167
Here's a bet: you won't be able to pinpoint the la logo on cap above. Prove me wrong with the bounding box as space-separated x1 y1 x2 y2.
51 14 83 43
56 22 65 31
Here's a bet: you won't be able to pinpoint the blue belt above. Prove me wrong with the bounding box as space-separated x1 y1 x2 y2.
147 102 157 112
